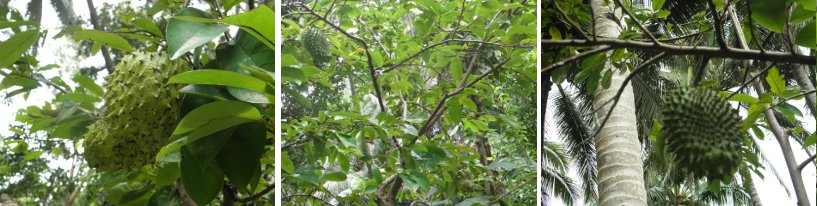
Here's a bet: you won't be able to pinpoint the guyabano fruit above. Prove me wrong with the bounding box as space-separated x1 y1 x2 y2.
83 51 190 171
300 27 333 67
662 87 743 180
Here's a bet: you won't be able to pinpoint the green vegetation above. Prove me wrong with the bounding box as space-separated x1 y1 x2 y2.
281 0 536 205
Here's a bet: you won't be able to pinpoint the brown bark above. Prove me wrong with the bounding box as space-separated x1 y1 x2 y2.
176 180 198 206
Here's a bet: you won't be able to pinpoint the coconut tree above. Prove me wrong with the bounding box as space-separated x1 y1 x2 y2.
587 0 649 205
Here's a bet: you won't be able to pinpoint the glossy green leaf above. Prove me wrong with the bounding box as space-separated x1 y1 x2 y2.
0 30 39 69
169 69 267 93
795 21 816 49
292 170 320 186
185 126 234 169
132 18 163 37
154 163 180 186
73 29 134 51
167 8 228 59
72 75 102 97
282 152 295 174
451 58 463 82
749 0 787 33
220 5 275 47
323 172 348 182
653 0 666 10
400 170 430 192
180 147 224 205
765 66 786 95
216 122 265 189
797 0 816 11
804 133 816 148
173 100 261 135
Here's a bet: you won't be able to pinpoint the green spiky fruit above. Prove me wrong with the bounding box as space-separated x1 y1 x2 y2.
300 27 333 66
83 51 190 171
662 87 743 180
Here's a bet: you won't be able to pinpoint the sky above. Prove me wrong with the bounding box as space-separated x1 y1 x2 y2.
544 84 817 206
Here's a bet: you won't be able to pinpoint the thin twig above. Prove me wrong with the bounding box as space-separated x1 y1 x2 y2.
725 63 776 100
294 4 387 113
85 0 114 73
553 1 591 40
234 182 275 203
542 46 612 73
707 0 729 50
692 57 710 87
593 53 667 136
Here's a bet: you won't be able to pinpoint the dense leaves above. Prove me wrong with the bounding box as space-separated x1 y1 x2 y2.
282 0 536 205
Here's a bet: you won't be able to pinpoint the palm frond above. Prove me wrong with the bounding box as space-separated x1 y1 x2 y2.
553 84 598 202
541 167 579 205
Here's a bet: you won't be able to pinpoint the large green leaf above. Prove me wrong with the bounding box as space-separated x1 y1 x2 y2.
765 66 786 95
215 122 265 189
166 8 228 59
132 18 163 37
795 21 816 49
73 29 134 51
0 21 37 29
172 100 262 135
185 126 235 169
797 0 816 11
180 147 224 205
72 75 102 96
0 30 39 69
154 163 180 186
323 172 348 182
400 170 430 192
749 0 787 33
169 69 267 93
214 30 275 103
220 5 275 48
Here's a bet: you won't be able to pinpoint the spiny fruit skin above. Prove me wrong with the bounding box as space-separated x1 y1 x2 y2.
83 51 190 172
300 27 333 67
662 87 743 181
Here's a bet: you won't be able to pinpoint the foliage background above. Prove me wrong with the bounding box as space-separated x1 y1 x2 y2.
281 0 537 205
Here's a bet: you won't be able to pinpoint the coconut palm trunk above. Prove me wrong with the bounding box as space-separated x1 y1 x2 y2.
589 1 648 205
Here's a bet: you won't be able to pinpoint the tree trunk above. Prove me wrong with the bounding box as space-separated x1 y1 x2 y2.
590 1 648 205
748 177 764 206
50 0 77 26
728 5 811 206
791 52 816 118
753 83 810 206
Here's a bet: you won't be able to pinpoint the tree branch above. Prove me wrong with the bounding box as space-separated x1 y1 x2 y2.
85 0 114 73
542 46 612 73
384 39 530 73
540 38 814 64
725 63 776 100
798 154 816 171
234 182 275 203
295 3 387 113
